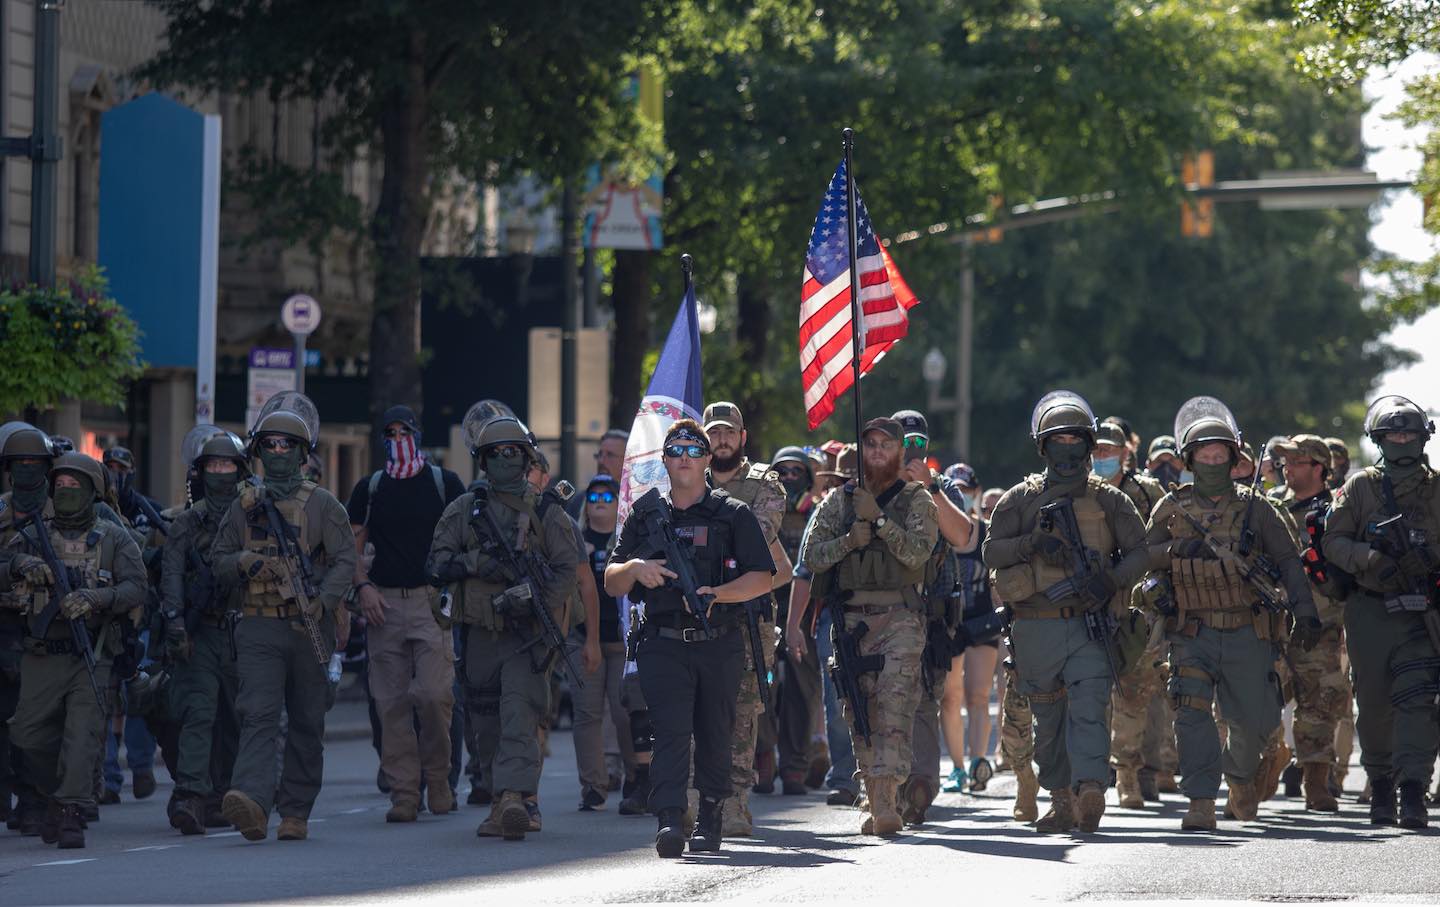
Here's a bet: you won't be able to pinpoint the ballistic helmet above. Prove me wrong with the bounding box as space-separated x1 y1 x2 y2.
252 411 314 453
472 416 536 460
1173 396 1241 461
180 425 227 470
50 452 107 495
250 391 320 449
1030 390 1098 453
1363 395 1433 443
0 422 52 461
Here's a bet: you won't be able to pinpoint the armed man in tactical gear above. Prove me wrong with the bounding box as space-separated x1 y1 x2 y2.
1320 395 1440 829
427 413 578 842
212 395 357 842
699 401 790 836
606 419 774 858
158 426 248 835
984 391 1148 834
1 453 147 848
1140 397 1321 832
801 416 940 838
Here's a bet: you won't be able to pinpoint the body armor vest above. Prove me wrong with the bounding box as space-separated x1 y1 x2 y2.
1028 475 1115 593
1354 466 1440 593
1158 485 1281 637
630 492 737 623
454 488 549 631
779 508 808 563
835 482 926 607
23 524 114 646
239 482 316 609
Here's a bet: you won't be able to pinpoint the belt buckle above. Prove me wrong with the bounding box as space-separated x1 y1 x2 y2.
681 627 703 643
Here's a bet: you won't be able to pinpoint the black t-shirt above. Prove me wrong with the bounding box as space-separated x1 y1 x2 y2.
347 466 466 588
609 489 773 625
583 526 622 643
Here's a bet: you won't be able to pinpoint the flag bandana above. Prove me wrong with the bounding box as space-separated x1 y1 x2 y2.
384 433 426 480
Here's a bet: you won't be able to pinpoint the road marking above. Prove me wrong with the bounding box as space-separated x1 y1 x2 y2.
35 859 96 867
338 807 370 815
124 844 181 853
209 831 242 838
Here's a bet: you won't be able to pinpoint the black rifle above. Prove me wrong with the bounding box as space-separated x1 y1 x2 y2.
470 485 583 689
632 488 714 636
182 545 217 637
741 598 773 710
1037 498 1121 684
1368 482 1440 692
22 515 105 712
257 496 329 664
826 591 885 744
133 495 171 538
1171 503 1288 615
920 618 954 699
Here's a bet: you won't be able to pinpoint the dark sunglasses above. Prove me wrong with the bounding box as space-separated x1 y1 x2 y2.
587 490 616 503
903 435 928 449
258 437 297 452
487 444 524 460
776 465 808 478
664 443 708 460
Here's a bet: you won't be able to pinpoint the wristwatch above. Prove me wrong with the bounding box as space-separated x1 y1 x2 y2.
874 515 889 531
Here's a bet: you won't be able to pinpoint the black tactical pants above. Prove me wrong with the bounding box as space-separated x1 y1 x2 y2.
636 626 743 813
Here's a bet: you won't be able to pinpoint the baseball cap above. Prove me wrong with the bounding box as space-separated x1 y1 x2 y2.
587 474 619 492
861 417 903 440
1095 423 1128 448
944 463 979 488
702 402 744 432
381 404 421 434
1272 433 1332 470
818 444 857 479
892 409 929 438
1147 435 1179 459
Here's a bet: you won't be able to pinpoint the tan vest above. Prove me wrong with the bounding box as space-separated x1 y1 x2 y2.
22 523 118 650
990 475 1114 605
238 482 316 609
453 488 549 631
835 482 926 607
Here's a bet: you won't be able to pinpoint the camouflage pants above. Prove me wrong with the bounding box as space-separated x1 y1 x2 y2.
999 664 1034 769
1289 627 1352 766
1111 660 1168 770
728 616 777 797
839 608 924 782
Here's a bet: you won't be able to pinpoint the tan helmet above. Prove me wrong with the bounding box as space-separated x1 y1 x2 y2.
199 432 250 467
50 452 107 495
251 410 314 454
0 422 53 461
1173 396 1241 462
1030 390 1098 453
471 416 536 460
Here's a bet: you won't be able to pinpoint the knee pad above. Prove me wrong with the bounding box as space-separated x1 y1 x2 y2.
628 709 654 754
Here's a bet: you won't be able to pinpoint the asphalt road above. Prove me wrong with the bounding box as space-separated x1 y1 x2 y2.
2 702 1438 905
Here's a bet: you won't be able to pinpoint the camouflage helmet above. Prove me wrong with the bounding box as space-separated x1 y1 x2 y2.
50 452 107 494
1363 395 1433 443
471 416 536 460
0 422 53 461
1173 396 1241 461
251 410 314 454
1029 390 1098 453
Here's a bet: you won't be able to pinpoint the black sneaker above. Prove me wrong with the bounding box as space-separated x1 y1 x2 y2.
579 788 606 811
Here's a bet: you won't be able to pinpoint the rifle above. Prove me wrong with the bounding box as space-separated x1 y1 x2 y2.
22 515 105 712
1037 498 1121 685
632 488 714 636
469 485 583 689
1171 501 1288 615
256 496 329 665
133 495 171 538
826 591 885 744
182 544 217 637
741 599 773 710
1367 480 1440 692
920 618 954 698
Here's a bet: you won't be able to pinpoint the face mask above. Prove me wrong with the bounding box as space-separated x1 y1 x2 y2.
111 469 133 501
52 485 95 527
10 462 49 513
259 448 304 495
781 476 809 507
1043 438 1090 482
1092 456 1122 479
204 472 240 507
1192 462 1233 497
483 453 528 492
1150 463 1179 488
1379 438 1424 470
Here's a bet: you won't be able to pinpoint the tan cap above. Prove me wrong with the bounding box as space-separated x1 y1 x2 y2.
702 401 744 432
1095 423 1127 448
1324 437 1350 460
1272 433 1332 470
817 444 857 479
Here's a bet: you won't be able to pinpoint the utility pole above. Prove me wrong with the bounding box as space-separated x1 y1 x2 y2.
20 0 63 286
560 181 579 482
955 239 974 460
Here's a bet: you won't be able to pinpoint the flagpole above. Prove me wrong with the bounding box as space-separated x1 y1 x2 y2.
842 127 865 490
681 252 694 298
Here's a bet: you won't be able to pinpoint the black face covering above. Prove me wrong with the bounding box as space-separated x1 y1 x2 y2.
10 461 50 514
1043 438 1090 488
1150 463 1181 489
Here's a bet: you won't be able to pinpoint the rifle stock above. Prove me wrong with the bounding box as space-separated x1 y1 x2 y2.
23 516 106 713
257 497 329 665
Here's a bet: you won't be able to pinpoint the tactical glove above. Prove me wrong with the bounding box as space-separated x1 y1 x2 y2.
845 521 873 551
1291 616 1325 652
1170 538 1213 560
1366 549 1405 592
1031 530 1068 567
462 549 509 581
9 554 53 586
1397 546 1438 580
238 551 282 582
60 589 101 620
164 618 192 664
850 486 883 522
1077 569 1119 609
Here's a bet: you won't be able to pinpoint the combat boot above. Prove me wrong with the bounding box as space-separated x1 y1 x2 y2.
1302 763 1339 813
1035 788 1077 834
1115 768 1144 809
1226 778 1258 822
1398 781 1429 829
618 766 650 816
1255 742 1289 802
16 791 44 836
1368 776 1396 826
171 795 206 836
40 799 61 844
203 799 230 829
1181 798 1216 832
1155 771 1179 793
524 796 542 832
496 791 528 841
221 790 268 841
427 784 456 816
1076 781 1106 833
722 789 753 836
866 776 902 836
476 800 504 837
689 795 723 852
655 808 686 858
752 750 776 794
386 801 419 823
1137 768 1160 802
57 804 85 849
1013 764 1040 823
276 817 307 841
1282 762 1302 798
900 774 936 827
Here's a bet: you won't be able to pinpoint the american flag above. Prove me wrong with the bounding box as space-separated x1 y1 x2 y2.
799 158 919 430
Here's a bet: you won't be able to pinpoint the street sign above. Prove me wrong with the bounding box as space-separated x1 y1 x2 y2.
282 294 322 335
246 346 298 431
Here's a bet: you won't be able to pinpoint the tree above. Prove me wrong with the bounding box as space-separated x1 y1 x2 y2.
140 0 659 455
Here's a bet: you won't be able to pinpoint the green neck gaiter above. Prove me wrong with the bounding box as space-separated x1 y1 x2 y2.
1379 438 1425 479
53 486 96 531
204 473 240 512
483 454 529 495
260 448 304 498
1192 461 1233 498
10 462 50 515
1043 439 1090 491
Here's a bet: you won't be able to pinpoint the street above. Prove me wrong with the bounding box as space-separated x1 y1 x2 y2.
2 701 1438 905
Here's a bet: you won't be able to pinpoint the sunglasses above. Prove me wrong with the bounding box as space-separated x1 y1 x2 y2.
258 437 298 452
587 490 616 503
776 465 808 478
664 443 708 459
903 435 928 449
487 444 525 460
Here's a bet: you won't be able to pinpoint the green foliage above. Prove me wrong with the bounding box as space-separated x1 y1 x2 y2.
0 267 145 413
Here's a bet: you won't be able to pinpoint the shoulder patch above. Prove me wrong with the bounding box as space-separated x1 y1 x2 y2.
746 462 774 481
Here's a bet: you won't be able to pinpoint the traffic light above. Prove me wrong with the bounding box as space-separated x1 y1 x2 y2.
1181 150 1214 238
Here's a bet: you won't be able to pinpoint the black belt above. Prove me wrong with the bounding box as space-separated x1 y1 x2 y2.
643 622 735 644
25 637 76 657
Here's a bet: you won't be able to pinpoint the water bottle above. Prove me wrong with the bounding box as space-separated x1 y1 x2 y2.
327 651 343 684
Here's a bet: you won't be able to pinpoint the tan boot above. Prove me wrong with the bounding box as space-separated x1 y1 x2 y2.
1013 764 1040 823
1255 743 1290 802
497 791 529 841
1076 781 1106 833
386 801 418 823
866 776 902 837
1035 788 1077 834
276 817 307 841
900 775 937 826
1115 768 1144 809
427 784 456 816
722 790 753 836
1227 778 1258 821
475 800 504 837
1181 798 1216 831
1156 771 1179 794
1303 762 1339 812
220 790 267 842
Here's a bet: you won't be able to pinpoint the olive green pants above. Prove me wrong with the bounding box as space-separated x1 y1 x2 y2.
229 615 333 818
1011 616 1112 791
1345 593 1440 786
11 650 112 804
462 625 550 795
1167 623 1280 799
170 623 240 799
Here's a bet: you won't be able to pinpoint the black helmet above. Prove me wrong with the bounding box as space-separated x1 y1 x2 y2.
1030 390 1098 453
1363 395 1433 442
771 445 814 481
0 422 53 461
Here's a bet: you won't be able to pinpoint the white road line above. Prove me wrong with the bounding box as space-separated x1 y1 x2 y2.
34 858 96 867
124 844 181 852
